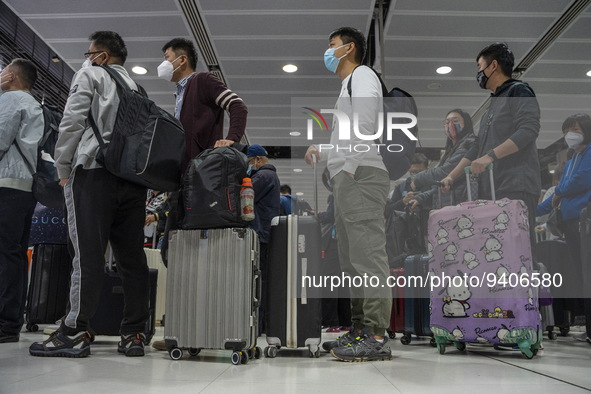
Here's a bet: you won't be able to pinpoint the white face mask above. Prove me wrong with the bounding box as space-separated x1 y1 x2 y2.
157 56 182 81
81 53 105 69
565 131 584 149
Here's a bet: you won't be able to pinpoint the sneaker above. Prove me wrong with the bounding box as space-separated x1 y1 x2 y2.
330 334 392 362
573 332 590 342
29 331 92 358
321 330 361 352
0 332 19 343
118 333 146 357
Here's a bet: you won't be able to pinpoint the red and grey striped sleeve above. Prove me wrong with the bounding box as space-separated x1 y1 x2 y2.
206 73 248 142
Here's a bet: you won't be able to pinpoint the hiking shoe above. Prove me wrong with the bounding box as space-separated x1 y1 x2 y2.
322 330 362 352
118 333 146 357
29 331 92 358
0 332 19 344
330 334 392 362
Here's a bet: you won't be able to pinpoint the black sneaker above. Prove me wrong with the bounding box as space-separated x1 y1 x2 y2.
330 334 392 362
322 330 361 352
0 332 19 343
29 331 92 358
118 333 145 357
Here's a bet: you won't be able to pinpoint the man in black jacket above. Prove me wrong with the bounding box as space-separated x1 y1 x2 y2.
442 42 541 247
247 144 280 334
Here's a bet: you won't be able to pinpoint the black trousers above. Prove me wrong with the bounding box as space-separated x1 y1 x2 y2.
0 188 36 335
60 168 149 336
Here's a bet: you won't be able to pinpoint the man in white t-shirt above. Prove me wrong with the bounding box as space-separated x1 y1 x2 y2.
305 27 391 362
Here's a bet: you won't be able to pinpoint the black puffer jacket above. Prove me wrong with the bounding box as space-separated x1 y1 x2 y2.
250 164 280 243
465 79 541 199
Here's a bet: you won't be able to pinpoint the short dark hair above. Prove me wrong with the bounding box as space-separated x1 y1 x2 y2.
411 153 429 167
329 27 366 64
562 113 591 146
280 184 292 195
9 58 37 90
162 38 198 70
476 42 514 77
89 31 127 64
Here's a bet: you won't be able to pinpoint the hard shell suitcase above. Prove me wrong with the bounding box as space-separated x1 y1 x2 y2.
401 255 434 346
387 267 404 339
580 205 591 342
265 214 322 358
144 247 167 325
25 244 71 332
164 228 261 364
429 166 542 359
536 262 557 340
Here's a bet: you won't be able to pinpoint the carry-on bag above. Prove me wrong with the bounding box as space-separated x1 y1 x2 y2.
429 165 542 359
164 228 261 365
401 254 435 346
579 204 591 343
25 244 71 332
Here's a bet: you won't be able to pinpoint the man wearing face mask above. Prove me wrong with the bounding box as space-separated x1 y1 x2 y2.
390 153 429 211
0 59 44 344
157 38 248 168
30 31 151 358
304 27 392 362
245 144 280 335
441 42 541 249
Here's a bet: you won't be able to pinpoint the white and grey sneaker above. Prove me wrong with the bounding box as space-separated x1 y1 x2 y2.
29 331 92 358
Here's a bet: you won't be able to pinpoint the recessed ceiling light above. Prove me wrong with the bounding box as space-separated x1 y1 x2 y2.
293 168 303 173
283 64 298 73
131 66 148 75
296 192 304 196
290 131 301 137
436 66 452 75
549 170 555 174
586 69 591 77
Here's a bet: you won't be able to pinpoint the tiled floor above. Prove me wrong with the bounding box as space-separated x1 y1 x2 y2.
1 327 590 394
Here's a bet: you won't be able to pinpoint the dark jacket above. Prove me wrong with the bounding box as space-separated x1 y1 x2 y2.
413 132 476 208
465 79 541 198
537 144 591 221
250 164 280 243
391 178 414 211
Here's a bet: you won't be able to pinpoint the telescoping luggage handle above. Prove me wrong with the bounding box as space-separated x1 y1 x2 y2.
464 163 495 201
312 156 319 214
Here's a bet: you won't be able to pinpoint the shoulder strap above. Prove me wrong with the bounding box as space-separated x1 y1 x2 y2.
13 141 35 175
347 65 388 98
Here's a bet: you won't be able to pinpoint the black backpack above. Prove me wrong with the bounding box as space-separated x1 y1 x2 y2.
347 66 418 180
15 104 64 208
180 146 249 229
89 65 185 192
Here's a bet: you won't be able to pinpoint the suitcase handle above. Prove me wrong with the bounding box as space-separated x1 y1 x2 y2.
253 268 262 307
464 163 495 201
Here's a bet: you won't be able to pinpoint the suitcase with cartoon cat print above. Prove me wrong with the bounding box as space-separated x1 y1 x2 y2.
428 165 542 359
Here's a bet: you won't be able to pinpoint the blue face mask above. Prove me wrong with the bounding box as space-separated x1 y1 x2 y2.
324 43 350 73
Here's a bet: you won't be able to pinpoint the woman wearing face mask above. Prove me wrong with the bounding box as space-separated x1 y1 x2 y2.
536 113 591 342
408 109 476 211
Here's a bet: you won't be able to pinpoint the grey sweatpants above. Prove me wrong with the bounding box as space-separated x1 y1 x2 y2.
332 166 391 336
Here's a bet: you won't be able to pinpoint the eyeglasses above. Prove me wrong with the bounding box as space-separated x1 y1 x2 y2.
83 51 106 59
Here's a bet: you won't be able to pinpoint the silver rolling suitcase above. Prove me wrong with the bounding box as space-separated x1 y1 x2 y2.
164 228 261 365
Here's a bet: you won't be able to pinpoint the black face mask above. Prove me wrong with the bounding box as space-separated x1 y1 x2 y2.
476 62 494 89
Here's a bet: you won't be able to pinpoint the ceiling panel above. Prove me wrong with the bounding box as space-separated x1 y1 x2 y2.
393 0 572 13
198 0 373 12
6 0 179 14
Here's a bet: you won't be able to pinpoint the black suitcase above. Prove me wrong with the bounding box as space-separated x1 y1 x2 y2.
401 254 434 346
90 266 158 344
535 239 583 336
265 215 323 358
25 244 71 332
580 205 591 342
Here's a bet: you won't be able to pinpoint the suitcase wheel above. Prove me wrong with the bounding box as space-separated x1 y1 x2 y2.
169 347 183 360
264 346 278 358
26 323 39 332
400 334 411 345
547 330 558 340
254 346 262 359
188 348 201 357
559 327 570 337
308 345 320 358
437 343 446 355
231 351 248 365
429 337 437 347
454 342 466 351
387 330 396 340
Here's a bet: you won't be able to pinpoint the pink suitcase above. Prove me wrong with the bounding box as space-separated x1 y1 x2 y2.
428 166 542 359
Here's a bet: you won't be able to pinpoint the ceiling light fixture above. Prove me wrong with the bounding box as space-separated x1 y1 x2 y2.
51 56 61 63
293 168 303 173
283 64 298 73
586 69 591 77
131 66 148 75
296 192 304 196
436 66 452 75
289 131 301 137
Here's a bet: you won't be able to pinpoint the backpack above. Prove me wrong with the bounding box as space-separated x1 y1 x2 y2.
15 104 64 208
347 66 418 180
89 65 185 192
180 146 249 229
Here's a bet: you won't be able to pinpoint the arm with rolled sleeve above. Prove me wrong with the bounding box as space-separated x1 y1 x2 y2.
53 70 94 179
205 73 248 143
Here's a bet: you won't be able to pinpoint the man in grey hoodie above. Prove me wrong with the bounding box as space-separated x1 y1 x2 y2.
29 31 150 358
0 58 44 344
